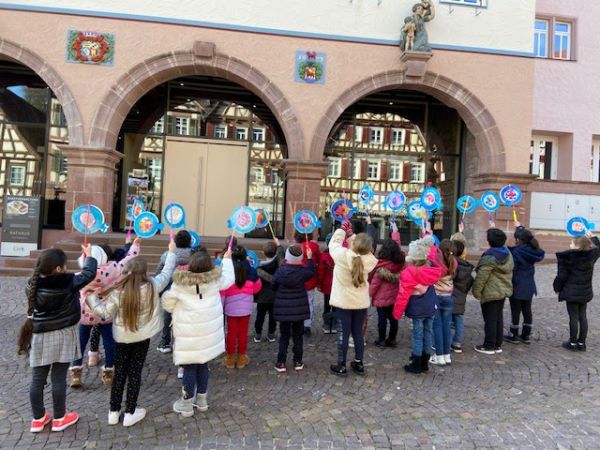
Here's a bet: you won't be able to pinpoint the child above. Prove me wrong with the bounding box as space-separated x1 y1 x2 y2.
449 239 474 353
329 224 378 377
554 232 600 351
220 246 262 369
254 239 285 343
295 231 321 336
70 238 141 388
272 245 316 372
505 226 545 344
318 233 336 333
429 239 458 366
19 245 97 433
369 238 405 348
393 237 442 374
86 240 177 427
402 16 417 52
161 250 235 417
472 228 514 355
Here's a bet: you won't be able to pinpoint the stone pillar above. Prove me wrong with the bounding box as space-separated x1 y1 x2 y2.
282 160 328 239
60 146 123 231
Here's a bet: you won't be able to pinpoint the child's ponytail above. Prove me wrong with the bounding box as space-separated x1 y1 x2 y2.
439 239 457 277
18 262 41 355
351 256 365 288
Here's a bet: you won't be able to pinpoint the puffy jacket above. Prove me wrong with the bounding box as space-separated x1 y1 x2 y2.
162 259 235 365
428 245 457 296
272 260 316 322
553 237 600 304
298 240 321 291
29 257 97 334
317 250 334 295
255 246 285 304
329 229 378 310
452 258 474 315
393 263 442 319
368 259 404 308
220 266 262 317
472 247 514 303
156 247 193 295
509 244 545 301
86 252 176 343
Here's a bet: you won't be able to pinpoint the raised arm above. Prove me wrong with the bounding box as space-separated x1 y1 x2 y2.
153 242 177 292
72 246 97 291
329 228 348 263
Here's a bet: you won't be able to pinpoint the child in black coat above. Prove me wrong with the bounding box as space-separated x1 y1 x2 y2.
254 239 285 343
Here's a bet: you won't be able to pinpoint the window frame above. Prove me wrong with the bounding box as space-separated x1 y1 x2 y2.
8 164 26 187
410 162 425 183
214 124 227 139
388 161 403 181
553 21 572 60
592 139 600 183
366 160 381 181
328 157 341 178
250 166 265 184
391 128 406 146
369 127 384 145
174 117 189 135
252 128 265 143
535 15 576 61
534 19 549 58
235 127 247 140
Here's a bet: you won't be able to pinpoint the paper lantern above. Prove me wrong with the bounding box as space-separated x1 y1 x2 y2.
227 206 257 234
500 184 523 206
566 217 595 237
134 212 164 238
163 203 186 229
330 199 357 222
71 205 109 234
480 191 501 212
294 210 321 234
421 186 442 211
384 190 406 212
358 185 375 205
456 195 477 214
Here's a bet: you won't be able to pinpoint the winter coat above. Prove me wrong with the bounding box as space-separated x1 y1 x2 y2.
368 260 404 308
553 237 600 304
255 246 285 304
156 247 193 294
79 242 140 326
29 257 97 334
428 245 458 297
86 252 176 343
220 266 262 317
317 250 334 296
329 229 378 310
393 263 442 320
509 244 545 301
272 260 316 322
452 258 474 315
298 240 321 291
161 259 235 365
472 247 514 303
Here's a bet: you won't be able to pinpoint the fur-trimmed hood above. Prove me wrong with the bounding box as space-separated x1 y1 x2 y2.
172 266 222 286
377 267 401 283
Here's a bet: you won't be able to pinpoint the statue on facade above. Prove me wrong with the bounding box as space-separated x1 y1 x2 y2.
400 0 435 53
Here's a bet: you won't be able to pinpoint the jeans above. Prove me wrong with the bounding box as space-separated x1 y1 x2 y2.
509 298 533 338
226 315 250 355
72 323 115 368
181 363 209 399
254 303 276 336
566 302 588 343
277 320 304 363
376 305 398 342
30 362 69 419
433 295 454 355
411 317 434 356
159 310 172 347
304 289 316 328
481 299 505 350
452 314 464 344
336 308 367 364
110 339 150 414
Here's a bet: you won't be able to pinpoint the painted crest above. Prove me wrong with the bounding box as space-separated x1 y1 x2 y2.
67 30 114 66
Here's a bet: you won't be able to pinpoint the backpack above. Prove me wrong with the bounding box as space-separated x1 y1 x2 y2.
405 286 437 319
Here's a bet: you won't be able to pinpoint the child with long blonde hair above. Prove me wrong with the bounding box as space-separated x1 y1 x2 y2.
86 240 176 427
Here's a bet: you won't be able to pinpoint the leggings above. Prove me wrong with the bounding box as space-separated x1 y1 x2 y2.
376 305 398 342
336 308 367 365
89 325 100 353
566 302 588 343
110 339 150 414
30 362 70 419
254 303 276 336
509 298 533 338
226 315 250 355
181 364 209 399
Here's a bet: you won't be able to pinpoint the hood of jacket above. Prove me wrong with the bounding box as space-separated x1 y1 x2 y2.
456 257 474 271
172 266 221 287
482 247 511 264
37 273 74 290
275 262 312 287
510 244 545 264
403 264 442 286
556 247 599 265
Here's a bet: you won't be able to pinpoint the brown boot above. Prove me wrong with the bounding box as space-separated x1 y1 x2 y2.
70 366 82 388
101 367 114 386
223 354 235 369
237 354 250 369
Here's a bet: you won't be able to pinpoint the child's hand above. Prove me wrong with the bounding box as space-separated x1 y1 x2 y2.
223 248 232 259
306 247 313 260
489 221 496 229
586 230 594 238
514 221 522 228
273 237 280 247
82 244 92 258
168 240 176 254
133 237 142 247
458 222 464 233
366 215 372 225
125 235 132 244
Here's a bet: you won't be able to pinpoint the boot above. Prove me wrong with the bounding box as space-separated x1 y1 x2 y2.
172 397 194 417
520 324 532 344
194 393 209 412
223 354 235 369
101 367 114 386
69 366 83 388
404 355 422 374
237 354 250 369
421 353 430 372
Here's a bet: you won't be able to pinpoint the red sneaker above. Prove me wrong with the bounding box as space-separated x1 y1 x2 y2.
51 412 79 431
30 411 51 433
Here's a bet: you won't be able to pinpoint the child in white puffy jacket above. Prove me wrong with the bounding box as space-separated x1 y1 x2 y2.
161 249 234 417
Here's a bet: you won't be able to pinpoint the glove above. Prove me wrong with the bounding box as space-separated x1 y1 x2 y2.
341 220 354 238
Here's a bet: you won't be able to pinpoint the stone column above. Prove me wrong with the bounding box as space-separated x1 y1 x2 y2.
282 160 328 239
60 146 122 231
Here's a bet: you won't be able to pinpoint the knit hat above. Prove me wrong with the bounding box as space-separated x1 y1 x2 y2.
406 236 435 263
450 231 467 245
285 245 303 263
78 245 108 269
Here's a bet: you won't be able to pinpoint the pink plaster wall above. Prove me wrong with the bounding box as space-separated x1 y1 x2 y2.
0 10 534 172
533 0 600 182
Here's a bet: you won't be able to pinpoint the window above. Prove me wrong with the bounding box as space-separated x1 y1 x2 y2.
534 20 549 58
328 158 341 178
175 117 189 135
151 117 164 134
592 140 600 183
354 126 363 142
352 159 361 179
147 159 162 182
250 167 265 183
440 0 488 7
410 163 425 183
554 21 571 60
236 128 247 140
389 161 403 181
252 128 265 142
214 125 227 139
367 161 380 180
534 17 574 60
370 127 383 145
392 128 405 146
9 165 26 186
530 136 558 180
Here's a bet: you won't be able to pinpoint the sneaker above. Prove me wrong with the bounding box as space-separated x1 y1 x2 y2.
173 397 194 418
374 339 386 349
274 362 287 373
177 367 184 379
322 328 332 334
194 393 208 412
304 327 312 337
562 341 578 351
429 354 446 366
350 360 365 376
504 334 520 344
348 337 355 348
330 363 347 377
495 347 503 354
253 334 262 343
519 336 531 345
101 367 114 386
69 366 82 388
123 408 146 427
578 342 587 352
88 351 100 367
474 345 495 355
385 339 398 348
156 344 172 354
443 354 452 365
30 411 51 433
451 343 462 353
267 334 276 343
294 361 305 371
51 412 79 431
108 410 120 426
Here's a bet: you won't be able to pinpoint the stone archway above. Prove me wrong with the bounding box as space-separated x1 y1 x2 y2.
0 38 85 145
310 70 506 173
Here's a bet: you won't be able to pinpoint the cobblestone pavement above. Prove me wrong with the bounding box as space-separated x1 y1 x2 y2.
1 265 600 449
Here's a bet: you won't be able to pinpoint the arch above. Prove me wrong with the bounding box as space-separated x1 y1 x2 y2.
89 51 304 159
0 38 85 146
311 71 506 173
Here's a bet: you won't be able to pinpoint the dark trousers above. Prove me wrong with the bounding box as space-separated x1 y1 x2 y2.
337 308 368 364
72 323 115 367
480 299 505 350
254 303 276 335
277 320 304 363
566 302 588 343
110 339 150 414
159 310 172 347
30 362 69 419
323 294 336 330
181 363 209 399
376 305 398 342
89 324 100 352
509 298 533 338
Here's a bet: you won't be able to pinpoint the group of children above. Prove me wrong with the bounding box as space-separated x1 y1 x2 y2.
19 220 600 432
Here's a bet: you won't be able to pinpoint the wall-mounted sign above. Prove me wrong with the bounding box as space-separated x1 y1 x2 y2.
294 50 326 84
1 195 41 256
66 30 115 66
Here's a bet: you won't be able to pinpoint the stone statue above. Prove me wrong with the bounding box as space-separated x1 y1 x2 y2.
400 0 435 53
